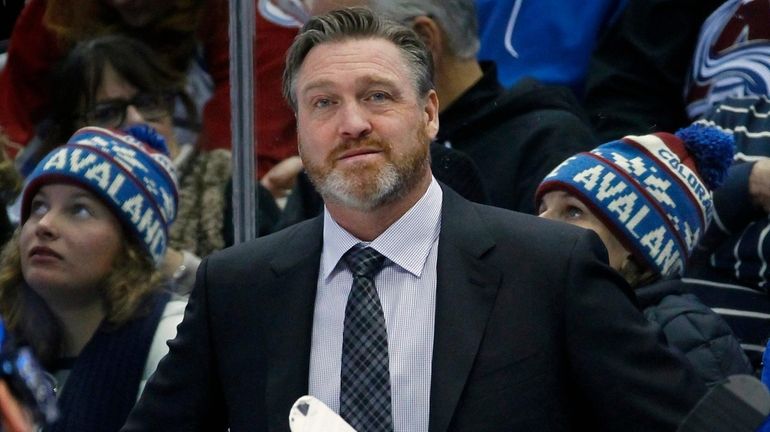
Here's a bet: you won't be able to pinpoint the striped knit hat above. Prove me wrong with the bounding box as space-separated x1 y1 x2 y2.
21 126 178 266
536 123 734 277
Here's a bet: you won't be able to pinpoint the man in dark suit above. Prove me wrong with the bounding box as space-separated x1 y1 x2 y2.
121 7 706 432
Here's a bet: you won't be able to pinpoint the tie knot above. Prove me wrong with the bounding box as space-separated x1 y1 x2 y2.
343 246 386 278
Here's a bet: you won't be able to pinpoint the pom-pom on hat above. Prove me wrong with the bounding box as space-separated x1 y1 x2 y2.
535 122 734 278
21 126 179 266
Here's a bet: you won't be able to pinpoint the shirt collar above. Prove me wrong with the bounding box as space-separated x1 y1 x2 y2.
321 177 443 280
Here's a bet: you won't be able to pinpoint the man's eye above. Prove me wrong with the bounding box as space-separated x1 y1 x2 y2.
314 98 332 108
368 92 389 102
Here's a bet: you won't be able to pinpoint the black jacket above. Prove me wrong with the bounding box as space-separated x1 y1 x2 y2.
437 62 597 213
583 0 724 141
637 279 753 384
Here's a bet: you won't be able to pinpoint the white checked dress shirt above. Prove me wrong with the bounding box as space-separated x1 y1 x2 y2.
309 177 442 432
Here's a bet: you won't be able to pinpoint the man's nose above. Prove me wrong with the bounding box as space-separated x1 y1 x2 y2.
338 102 372 139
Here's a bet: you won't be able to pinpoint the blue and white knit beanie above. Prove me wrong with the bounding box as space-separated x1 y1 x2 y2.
21 126 179 266
535 123 734 277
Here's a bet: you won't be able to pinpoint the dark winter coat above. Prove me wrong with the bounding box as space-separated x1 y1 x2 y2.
437 62 597 213
637 279 753 384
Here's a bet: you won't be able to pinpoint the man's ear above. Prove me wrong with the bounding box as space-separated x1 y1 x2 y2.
410 15 444 60
424 90 439 139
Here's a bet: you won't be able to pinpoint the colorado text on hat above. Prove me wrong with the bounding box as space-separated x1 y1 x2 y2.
626 134 713 220
42 146 169 263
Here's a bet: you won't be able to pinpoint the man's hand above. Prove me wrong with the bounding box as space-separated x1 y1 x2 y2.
749 158 770 213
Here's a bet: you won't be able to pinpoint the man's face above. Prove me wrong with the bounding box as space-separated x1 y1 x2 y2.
295 38 439 211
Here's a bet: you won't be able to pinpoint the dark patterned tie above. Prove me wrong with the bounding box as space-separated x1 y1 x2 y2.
339 245 393 432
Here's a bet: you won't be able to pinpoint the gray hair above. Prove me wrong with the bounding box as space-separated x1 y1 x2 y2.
368 0 480 60
282 7 434 112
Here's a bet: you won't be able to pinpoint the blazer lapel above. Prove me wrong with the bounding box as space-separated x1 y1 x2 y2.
263 217 324 432
430 187 501 432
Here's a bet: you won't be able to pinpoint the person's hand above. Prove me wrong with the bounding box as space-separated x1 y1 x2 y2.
749 158 770 213
0 128 24 163
260 156 303 200
0 381 34 432
0 131 22 203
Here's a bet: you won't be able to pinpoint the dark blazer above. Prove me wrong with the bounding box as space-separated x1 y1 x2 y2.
122 185 706 432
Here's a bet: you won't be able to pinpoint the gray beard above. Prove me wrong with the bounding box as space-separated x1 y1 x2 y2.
313 161 404 211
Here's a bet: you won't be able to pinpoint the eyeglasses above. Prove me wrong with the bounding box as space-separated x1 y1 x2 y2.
82 92 175 128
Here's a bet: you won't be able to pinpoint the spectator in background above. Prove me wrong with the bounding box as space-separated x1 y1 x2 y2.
685 95 770 370
42 36 193 168
583 0 724 140
0 0 208 165
474 0 628 96
0 0 299 179
536 122 753 384
44 35 223 275
303 0 598 213
0 127 186 432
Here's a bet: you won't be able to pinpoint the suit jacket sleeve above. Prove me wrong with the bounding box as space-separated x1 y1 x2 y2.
564 231 707 430
121 256 228 431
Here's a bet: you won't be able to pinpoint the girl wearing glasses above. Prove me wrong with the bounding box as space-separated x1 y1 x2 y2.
23 34 286 300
